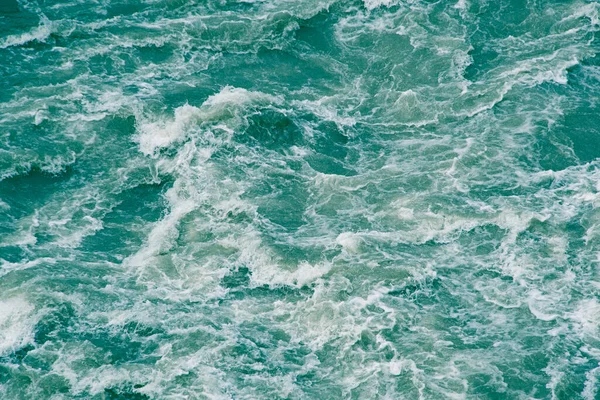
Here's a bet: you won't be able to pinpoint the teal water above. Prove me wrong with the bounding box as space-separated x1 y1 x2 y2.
1 0 600 398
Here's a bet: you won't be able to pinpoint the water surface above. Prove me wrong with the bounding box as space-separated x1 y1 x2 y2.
1 0 600 398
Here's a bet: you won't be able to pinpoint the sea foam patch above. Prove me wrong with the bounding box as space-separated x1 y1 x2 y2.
137 87 281 155
0 297 37 356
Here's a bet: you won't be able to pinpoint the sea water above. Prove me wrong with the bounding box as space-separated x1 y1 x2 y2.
1 0 600 398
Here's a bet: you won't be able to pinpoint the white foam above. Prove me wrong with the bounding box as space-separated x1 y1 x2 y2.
295 98 357 128
570 299 600 337
0 297 37 356
34 109 48 125
74 366 135 396
271 261 331 287
216 230 331 288
336 232 361 252
453 0 467 11
527 290 559 321
0 17 53 49
137 86 280 155
0 199 9 210
0 258 57 279
362 0 399 10
582 366 600 400
457 49 583 118
137 104 201 156
559 3 600 27
126 185 196 267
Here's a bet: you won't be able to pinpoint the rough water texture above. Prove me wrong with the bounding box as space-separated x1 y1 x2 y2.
1 0 600 398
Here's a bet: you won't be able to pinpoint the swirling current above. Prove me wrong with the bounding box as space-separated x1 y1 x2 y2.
2 0 600 398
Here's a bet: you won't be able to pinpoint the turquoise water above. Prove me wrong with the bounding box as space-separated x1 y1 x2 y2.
1 0 600 398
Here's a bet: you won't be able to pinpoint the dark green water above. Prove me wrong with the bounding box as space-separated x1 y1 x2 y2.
2 0 600 398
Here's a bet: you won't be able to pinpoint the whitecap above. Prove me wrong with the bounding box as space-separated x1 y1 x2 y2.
0 17 53 49
0 297 37 356
137 86 281 155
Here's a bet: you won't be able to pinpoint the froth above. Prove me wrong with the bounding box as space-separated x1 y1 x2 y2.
0 297 37 356
0 17 52 49
137 86 281 155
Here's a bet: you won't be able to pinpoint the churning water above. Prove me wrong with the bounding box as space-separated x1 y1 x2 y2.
2 0 600 398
